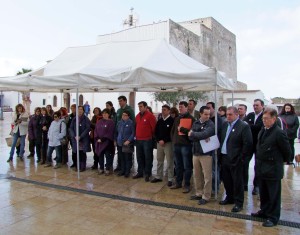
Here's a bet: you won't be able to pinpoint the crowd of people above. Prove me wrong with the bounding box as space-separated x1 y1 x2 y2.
6 96 299 227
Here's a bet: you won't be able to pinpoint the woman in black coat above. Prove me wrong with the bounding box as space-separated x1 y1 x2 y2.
36 107 52 164
279 103 299 163
69 106 91 171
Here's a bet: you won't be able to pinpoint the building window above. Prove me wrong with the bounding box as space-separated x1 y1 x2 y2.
53 95 57 107
229 46 232 56
42 99 46 105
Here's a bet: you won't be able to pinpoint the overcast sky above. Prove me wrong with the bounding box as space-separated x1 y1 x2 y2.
0 0 299 100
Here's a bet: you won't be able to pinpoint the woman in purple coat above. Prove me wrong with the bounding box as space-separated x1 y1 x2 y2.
69 106 91 172
28 107 41 161
94 108 115 176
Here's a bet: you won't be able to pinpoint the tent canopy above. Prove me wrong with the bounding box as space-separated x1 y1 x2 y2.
0 39 233 92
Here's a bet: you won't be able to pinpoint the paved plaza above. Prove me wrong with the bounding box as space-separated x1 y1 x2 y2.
0 112 300 234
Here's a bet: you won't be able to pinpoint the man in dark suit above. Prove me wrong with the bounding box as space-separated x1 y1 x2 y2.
219 106 253 213
251 108 291 227
243 99 264 194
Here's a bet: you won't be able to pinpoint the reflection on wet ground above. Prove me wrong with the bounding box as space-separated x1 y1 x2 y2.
1 112 299 234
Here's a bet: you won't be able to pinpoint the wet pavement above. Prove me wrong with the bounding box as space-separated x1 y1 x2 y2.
0 112 300 234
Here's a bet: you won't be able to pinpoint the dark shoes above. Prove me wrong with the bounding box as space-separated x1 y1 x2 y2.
27 154 34 158
219 199 234 205
244 186 248 192
182 186 190 193
91 165 97 170
36 159 41 163
167 181 173 187
262 219 277 227
198 199 208 205
145 176 150 182
170 184 181 189
151 178 162 183
252 186 259 195
190 195 202 200
132 174 143 179
114 167 121 172
231 205 243 213
251 210 267 219
117 172 125 176
7 158 12 163
70 164 76 168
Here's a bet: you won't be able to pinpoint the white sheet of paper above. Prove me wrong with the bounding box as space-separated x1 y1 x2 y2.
199 135 220 153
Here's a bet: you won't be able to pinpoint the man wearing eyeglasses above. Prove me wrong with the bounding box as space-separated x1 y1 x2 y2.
244 99 264 194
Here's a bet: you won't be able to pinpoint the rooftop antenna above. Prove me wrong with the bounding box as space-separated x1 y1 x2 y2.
123 7 139 28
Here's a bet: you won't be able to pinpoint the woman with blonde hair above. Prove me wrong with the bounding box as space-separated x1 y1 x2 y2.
7 104 29 162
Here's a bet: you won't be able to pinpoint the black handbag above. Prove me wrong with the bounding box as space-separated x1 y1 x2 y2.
122 144 134 153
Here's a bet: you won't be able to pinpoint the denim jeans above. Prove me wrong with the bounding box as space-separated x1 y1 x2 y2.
9 132 26 159
136 139 153 177
173 144 193 187
47 145 62 163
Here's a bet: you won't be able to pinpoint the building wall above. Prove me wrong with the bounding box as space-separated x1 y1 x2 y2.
177 17 237 80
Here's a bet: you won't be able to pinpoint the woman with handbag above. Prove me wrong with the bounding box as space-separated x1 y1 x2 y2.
94 108 115 176
44 111 66 169
115 110 135 178
90 107 102 170
7 104 29 162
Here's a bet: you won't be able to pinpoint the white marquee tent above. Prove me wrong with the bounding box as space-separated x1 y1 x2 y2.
0 39 233 92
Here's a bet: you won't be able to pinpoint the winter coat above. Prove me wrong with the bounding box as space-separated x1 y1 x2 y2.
36 115 52 144
94 118 115 155
171 112 195 145
28 114 39 140
115 119 135 146
48 119 66 147
189 119 215 156
135 110 156 141
279 113 299 139
11 112 29 136
256 124 291 180
69 115 91 153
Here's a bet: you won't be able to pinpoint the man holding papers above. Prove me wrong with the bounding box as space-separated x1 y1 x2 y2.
170 101 195 193
188 106 215 205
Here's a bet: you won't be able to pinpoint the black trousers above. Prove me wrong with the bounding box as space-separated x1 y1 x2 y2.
243 154 252 188
288 138 295 163
28 139 36 155
221 156 244 207
259 178 281 224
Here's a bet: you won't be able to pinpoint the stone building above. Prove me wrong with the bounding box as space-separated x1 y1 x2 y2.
97 17 237 82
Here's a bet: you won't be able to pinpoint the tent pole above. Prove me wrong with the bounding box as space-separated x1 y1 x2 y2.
214 83 218 200
231 84 234 105
76 88 80 180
